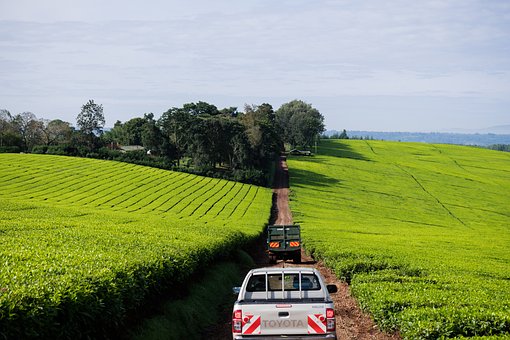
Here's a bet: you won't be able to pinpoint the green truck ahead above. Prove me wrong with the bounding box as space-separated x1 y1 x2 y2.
267 224 301 264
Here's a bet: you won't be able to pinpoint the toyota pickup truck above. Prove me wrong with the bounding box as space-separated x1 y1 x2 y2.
232 267 337 339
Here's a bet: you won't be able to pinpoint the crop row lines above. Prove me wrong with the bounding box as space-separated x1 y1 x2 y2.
169 177 222 215
62 171 157 205
394 164 468 227
77 171 165 206
200 182 244 219
172 177 221 214
158 177 214 213
125 173 194 212
1 160 122 195
104 172 186 210
51 165 151 203
12 162 133 199
106 172 188 209
75 165 172 206
227 185 254 219
240 186 260 218
212 184 251 219
184 180 233 217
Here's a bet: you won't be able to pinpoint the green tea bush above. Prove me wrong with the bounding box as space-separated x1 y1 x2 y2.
0 154 272 338
288 140 510 339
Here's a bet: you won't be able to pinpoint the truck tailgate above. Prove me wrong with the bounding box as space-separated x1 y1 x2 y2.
240 303 328 336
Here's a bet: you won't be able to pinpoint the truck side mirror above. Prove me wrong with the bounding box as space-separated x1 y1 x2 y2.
232 287 241 295
327 284 338 294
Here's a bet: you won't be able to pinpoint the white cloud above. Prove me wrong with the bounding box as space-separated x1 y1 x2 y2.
1 1 509 130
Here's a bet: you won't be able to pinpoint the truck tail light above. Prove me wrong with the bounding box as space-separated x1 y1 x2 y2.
269 242 280 248
326 308 335 332
232 309 242 333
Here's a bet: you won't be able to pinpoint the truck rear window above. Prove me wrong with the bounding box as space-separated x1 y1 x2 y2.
246 274 321 292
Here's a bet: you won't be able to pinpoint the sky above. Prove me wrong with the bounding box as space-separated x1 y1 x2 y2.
1 0 509 132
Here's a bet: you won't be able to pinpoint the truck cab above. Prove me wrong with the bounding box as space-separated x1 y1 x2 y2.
232 267 337 339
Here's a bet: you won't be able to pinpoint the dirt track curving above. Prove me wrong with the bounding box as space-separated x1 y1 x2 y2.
206 156 399 339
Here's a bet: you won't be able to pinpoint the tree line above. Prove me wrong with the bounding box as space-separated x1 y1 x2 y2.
0 99 325 186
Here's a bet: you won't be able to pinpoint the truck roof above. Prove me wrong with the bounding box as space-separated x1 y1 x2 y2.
248 267 318 275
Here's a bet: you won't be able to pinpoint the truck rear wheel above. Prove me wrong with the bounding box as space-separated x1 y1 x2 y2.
293 252 301 264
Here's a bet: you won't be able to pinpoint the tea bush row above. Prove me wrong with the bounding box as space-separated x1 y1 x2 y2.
288 140 510 339
0 154 272 338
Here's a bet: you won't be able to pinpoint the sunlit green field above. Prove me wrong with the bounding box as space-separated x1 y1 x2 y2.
0 154 271 338
288 140 510 339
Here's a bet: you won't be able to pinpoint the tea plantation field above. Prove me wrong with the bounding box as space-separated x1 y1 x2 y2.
0 154 272 338
288 140 510 339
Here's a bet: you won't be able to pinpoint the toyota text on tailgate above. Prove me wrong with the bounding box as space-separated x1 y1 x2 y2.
232 267 337 339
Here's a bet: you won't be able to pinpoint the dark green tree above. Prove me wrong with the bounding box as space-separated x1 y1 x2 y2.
0 109 21 148
219 106 239 117
158 107 194 164
242 103 281 168
186 118 214 169
40 119 73 146
76 100 105 135
182 101 219 116
101 120 128 146
229 127 251 170
141 114 173 157
122 117 146 145
275 100 325 148
11 112 44 151
339 129 349 139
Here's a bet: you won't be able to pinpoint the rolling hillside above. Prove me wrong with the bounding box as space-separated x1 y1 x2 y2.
287 140 510 339
0 154 272 338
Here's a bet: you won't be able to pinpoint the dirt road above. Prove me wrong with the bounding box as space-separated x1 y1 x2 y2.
206 156 399 339
273 156 292 225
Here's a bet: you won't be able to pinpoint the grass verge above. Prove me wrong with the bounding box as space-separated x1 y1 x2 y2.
129 250 254 340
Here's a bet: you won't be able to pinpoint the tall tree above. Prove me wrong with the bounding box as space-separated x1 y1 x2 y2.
275 100 325 148
40 119 73 145
76 100 105 135
339 129 349 139
0 109 19 147
242 103 281 168
141 113 173 157
11 112 44 151
101 120 128 146
122 117 146 145
158 107 194 163
182 101 219 116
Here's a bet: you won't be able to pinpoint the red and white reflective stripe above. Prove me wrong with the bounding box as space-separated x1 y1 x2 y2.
308 314 326 334
242 314 261 335
289 241 300 247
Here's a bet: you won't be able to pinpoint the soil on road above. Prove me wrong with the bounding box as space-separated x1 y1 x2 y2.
206 156 399 339
273 156 292 225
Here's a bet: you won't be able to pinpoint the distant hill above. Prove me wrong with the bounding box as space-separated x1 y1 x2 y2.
448 124 510 134
324 130 510 146
478 125 510 134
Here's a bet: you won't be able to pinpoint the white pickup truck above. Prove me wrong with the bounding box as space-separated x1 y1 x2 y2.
232 267 337 339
